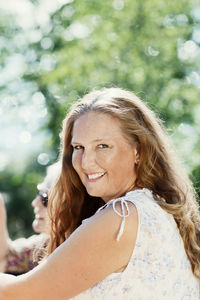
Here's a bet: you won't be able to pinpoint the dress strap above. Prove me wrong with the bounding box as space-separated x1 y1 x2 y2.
96 189 153 241
97 198 134 242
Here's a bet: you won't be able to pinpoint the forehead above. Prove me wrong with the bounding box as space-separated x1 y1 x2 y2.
71 111 124 142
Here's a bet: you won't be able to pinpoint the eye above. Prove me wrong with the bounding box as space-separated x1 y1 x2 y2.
72 145 84 150
97 144 109 149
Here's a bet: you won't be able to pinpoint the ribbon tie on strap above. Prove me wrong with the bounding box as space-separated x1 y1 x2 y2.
97 198 131 242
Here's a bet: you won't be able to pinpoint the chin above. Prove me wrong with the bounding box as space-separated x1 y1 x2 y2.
32 222 44 234
33 226 41 234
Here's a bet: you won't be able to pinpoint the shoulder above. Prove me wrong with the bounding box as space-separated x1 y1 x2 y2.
61 198 139 276
102 199 138 232
79 198 138 255
91 189 150 231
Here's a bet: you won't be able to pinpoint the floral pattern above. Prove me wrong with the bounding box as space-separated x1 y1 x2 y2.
70 189 199 299
5 233 46 275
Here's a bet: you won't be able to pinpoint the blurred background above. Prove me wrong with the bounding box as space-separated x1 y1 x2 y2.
0 0 200 238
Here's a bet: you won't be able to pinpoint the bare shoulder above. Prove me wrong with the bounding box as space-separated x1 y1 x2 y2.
69 200 138 272
84 200 138 243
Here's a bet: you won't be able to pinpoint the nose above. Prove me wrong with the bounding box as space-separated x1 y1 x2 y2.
32 195 42 208
81 149 96 171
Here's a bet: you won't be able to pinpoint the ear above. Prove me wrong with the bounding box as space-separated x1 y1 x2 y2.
134 147 140 165
135 157 140 165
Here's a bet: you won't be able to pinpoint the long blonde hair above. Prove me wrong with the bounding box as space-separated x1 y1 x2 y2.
48 87 200 279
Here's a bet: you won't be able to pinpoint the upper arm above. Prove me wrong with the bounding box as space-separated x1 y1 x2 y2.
4 202 138 300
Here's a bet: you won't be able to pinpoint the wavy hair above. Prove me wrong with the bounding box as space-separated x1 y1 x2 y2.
47 88 200 279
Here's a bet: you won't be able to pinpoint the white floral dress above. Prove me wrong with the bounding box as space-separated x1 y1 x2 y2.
70 189 199 300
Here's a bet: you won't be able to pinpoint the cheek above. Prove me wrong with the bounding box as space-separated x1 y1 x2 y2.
41 206 47 213
96 151 111 164
116 151 136 176
33 197 42 208
72 152 81 172
96 148 119 165
122 160 135 175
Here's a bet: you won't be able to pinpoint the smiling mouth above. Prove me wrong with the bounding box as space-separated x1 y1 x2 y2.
35 214 45 220
87 172 106 181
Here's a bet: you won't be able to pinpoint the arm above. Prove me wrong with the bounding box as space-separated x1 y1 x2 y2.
1 203 138 300
0 194 10 272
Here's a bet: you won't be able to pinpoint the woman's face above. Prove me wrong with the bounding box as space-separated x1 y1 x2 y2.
31 188 48 233
71 111 138 202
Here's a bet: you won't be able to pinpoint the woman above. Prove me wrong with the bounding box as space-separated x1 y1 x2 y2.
32 162 61 234
0 162 60 275
0 88 199 299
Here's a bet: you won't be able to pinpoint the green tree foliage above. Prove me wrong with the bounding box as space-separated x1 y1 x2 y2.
0 0 200 237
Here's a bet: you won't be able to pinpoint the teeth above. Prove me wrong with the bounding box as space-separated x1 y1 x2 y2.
88 172 105 180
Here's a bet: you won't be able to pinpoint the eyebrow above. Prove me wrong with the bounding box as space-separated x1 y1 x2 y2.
71 138 110 144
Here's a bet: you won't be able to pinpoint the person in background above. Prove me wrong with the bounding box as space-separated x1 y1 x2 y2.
0 162 60 275
0 88 199 299
0 194 8 273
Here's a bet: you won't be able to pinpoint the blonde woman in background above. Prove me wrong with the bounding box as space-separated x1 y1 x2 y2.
0 162 60 275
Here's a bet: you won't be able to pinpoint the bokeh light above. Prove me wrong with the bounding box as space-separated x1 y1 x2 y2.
37 153 50 165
